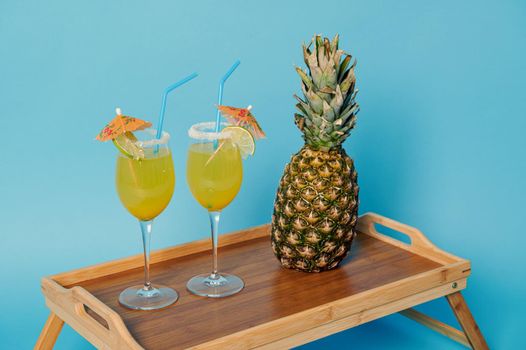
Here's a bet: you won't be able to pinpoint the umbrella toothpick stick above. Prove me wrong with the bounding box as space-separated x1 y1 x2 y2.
115 107 125 131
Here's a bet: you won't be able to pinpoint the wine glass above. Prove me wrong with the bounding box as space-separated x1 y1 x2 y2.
186 122 244 297
115 129 178 310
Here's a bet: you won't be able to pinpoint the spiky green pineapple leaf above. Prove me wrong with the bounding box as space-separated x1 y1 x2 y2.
315 35 323 53
294 113 305 131
302 44 311 67
333 50 344 72
305 89 326 114
317 44 329 70
322 100 335 121
329 85 344 113
342 88 358 108
305 44 318 71
294 95 322 121
330 34 339 53
338 55 352 82
340 67 356 95
295 66 313 90
339 103 359 124
294 34 360 149
295 102 308 117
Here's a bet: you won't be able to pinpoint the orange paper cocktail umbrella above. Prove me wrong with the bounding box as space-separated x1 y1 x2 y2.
217 105 265 139
96 108 152 141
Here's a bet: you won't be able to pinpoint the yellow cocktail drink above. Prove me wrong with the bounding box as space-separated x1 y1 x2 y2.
187 140 242 211
116 147 175 221
186 121 260 298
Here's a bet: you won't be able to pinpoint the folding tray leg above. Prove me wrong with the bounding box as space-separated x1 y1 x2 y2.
447 292 489 350
35 312 64 350
400 291 489 350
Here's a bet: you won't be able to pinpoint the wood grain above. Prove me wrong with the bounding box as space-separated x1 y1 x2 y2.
53 224 270 287
357 212 465 265
41 278 142 349
399 307 470 347
257 279 467 350
40 215 475 349
75 231 449 349
447 292 489 350
34 313 64 350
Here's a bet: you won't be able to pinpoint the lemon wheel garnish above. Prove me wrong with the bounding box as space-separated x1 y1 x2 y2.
221 126 255 159
112 132 145 159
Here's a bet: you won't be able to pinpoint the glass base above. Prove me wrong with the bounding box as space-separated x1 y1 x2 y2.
119 285 178 310
186 273 244 298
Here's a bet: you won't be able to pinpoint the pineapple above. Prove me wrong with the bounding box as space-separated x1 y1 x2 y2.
271 34 360 272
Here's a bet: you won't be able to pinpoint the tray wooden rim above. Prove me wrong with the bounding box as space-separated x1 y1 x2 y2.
41 213 471 350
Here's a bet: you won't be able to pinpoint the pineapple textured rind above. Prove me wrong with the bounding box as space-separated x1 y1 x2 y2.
271 146 359 272
272 34 360 272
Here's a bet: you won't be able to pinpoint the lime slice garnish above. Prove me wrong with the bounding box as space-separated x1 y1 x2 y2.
112 132 145 159
222 126 255 159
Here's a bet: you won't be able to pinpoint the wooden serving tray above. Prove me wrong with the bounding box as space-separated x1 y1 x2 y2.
36 213 488 349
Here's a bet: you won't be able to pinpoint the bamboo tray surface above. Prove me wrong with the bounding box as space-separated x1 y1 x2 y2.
42 213 470 350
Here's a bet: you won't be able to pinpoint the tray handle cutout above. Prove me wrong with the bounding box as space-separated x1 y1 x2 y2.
41 277 142 349
83 304 110 329
357 213 434 250
72 286 114 334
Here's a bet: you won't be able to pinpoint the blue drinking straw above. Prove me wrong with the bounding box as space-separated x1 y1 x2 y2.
214 60 241 134
156 72 199 139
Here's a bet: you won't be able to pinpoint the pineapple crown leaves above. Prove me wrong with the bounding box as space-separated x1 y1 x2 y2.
294 34 360 150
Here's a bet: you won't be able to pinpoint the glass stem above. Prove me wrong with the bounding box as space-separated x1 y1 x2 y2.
139 220 154 291
209 211 221 279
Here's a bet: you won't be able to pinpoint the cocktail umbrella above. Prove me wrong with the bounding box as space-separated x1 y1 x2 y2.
96 108 152 141
217 105 266 139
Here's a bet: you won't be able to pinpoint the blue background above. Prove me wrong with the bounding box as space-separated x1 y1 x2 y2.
1 1 524 349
